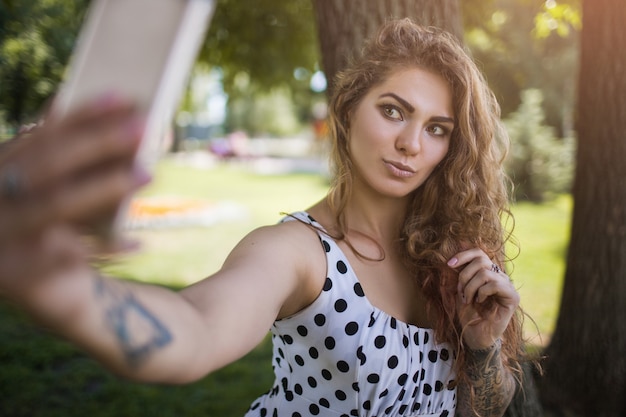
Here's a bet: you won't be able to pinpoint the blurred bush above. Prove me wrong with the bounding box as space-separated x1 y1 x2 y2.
504 89 575 202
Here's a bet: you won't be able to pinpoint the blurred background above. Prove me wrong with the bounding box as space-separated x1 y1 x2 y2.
3 0 621 416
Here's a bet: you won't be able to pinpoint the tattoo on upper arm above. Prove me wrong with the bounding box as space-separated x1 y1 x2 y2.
457 340 515 417
94 274 172 367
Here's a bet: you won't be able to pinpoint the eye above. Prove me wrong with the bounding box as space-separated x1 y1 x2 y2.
427 124 451 138
380 104 403 121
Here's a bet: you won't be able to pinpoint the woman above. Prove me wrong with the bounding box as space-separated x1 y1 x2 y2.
0 19 522 417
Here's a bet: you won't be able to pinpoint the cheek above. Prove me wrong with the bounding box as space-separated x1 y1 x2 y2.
346 123 377 159
349 110 388 146
436 141 451 164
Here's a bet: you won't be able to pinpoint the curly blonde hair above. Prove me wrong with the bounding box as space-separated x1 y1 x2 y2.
326 18 524 392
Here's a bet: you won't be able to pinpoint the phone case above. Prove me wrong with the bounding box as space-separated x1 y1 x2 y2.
55 0 215 242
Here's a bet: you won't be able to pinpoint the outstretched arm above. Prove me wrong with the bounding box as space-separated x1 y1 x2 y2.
11 223 311 384
0 95 313 384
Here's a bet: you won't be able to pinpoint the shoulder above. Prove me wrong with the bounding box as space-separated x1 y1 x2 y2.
223 215 327 285
230 216 328 319
234 215 323 256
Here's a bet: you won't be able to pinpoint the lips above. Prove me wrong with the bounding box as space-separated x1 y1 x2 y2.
384 160 416 177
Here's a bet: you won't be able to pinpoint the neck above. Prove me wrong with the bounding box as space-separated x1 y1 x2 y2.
343 190 411 246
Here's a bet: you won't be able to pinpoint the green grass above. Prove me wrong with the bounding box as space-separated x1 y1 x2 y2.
0 302 274 417
509 195 571 344
0 156 571 415
104 158 330 285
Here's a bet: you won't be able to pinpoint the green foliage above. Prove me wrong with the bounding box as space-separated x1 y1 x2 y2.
0 0 319 130
200 0 319 96
465 0 579 137
533 0 581 39
226 85 304 136
0 0 89 125
505 89 575 202
198 0 321 135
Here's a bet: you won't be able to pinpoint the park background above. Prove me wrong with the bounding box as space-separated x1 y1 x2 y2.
1 0 623 416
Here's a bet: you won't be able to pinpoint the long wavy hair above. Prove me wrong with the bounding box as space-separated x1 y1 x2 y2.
326 18 525 394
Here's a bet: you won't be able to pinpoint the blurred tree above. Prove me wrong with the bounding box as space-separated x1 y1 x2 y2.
0 0 320 135
539 0 626 415
226 85 301 137
197 0 321 136
199 0 318 94
311 0 463 96
0 0 89 127
465 0 580 137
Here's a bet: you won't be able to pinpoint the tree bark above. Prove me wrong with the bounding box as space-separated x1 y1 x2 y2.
311 0 463 95
540 1 626 416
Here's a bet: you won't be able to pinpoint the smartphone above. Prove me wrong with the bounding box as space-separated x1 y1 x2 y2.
55 0 215 244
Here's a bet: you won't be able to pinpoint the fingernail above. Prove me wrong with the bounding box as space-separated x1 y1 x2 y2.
119 118 145 147
447 257 458 267
95 91 124 108
132 165 152 187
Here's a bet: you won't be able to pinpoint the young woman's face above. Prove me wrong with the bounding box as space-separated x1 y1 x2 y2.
348 67 454 199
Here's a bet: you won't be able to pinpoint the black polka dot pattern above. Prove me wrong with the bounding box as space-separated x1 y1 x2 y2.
244 212 457 416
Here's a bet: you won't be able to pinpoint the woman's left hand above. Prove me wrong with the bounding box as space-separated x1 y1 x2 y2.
448 248 520 350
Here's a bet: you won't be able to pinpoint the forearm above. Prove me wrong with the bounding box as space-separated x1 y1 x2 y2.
20 268 211 383
456 339 516 417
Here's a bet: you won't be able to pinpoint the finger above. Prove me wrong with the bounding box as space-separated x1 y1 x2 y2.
29 115 145 192
462 268 491 304
456 257 493 291
1 162 150 241
8 114 144 196
46 92 137 129
50 163 151 226
1 93 136 163
447 248 485 269
465 273 518 310
473 278 519 306
448 248 493 291
0 225 85 297
0 99 144 206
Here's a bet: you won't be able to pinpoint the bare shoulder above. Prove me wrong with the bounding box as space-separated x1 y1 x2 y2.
223 217 327 318
227 217 324 262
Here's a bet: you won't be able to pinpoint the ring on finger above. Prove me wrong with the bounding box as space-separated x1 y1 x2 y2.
0 164 27 201
490 263 502 274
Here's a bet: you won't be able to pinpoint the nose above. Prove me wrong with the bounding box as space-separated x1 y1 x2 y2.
395 124 422 155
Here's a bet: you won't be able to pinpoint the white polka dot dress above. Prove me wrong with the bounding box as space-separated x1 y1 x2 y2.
244 212 457 417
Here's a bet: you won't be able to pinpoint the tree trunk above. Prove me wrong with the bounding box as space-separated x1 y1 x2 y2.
540 1 626 416
311 0 463 95
504 361 544 417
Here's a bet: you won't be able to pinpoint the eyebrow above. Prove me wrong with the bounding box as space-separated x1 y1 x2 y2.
379 92 455 125
431 116 456 125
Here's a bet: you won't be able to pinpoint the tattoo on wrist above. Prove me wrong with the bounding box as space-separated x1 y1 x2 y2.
467 338 502 362
458 338 514 417
94 274 172 367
